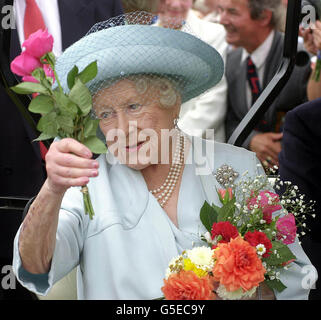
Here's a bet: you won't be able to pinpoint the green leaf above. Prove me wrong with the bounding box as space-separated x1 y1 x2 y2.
37 112 58 137
53 90 78 116
10 82 49 95
69 78 92 116
265 279 287 293
28 95 54 114
33 132 56 142
67 65 79 90
83 136 107 154
78 61 98 84
56 114 74 135
217 199 236 222
200 201 218 232
263 241 296 267
84 118 99 138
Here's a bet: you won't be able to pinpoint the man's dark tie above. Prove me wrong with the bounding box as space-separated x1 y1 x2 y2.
246 56 262 106
246 56 268 131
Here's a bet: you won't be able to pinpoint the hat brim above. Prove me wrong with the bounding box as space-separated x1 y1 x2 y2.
56 25 224 103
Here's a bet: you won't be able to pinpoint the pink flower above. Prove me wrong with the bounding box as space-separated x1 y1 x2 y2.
11 51 42 77
218 188 233 201
247 191 282 224
276 214 297 245
22 75 38 83
22 29 54 59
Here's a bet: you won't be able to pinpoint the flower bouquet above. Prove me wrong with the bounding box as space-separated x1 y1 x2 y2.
10 29 107 219
161 171 315 300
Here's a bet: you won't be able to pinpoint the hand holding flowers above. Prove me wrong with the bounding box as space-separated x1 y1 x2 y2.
10 29 107 219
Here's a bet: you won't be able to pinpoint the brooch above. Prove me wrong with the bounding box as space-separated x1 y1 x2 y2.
214 165 239 188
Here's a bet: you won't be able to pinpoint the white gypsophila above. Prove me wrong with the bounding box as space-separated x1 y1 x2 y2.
216 284 257 300
186 247 214 271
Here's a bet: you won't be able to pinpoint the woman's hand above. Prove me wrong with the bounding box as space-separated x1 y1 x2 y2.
45 138 99 195
18 139 99 274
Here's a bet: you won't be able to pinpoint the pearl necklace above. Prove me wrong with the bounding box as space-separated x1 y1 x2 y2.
150 132 185 208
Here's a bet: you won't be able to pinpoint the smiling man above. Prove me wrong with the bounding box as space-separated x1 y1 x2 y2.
219 0 311 168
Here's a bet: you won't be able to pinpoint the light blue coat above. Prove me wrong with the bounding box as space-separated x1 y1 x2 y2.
12 137 315 299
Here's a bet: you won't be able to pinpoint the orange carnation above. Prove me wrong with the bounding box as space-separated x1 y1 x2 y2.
213 237 266 292
161 270 216 300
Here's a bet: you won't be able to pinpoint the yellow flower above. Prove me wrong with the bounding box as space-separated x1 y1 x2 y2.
183 258 208 278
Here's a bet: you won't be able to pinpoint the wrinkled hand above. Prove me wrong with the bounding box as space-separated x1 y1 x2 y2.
249 132 283 167
45 138 99 195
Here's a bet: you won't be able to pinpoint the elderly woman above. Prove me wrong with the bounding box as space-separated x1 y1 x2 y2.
13 14 313 300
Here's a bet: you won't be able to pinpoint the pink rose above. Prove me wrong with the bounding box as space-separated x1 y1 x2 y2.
22 75 38 83
276 214 297 245
218 188 233 203
22 29 54 59
247 191 282 224
10 51 42 77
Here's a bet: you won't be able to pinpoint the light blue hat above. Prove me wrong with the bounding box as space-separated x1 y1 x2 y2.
55 12 224 104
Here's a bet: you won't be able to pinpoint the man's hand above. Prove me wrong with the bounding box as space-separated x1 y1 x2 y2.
312 21 321 51
300 26 317 55
249 132 283 167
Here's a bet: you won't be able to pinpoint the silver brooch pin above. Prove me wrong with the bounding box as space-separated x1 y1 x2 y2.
214 165 239 188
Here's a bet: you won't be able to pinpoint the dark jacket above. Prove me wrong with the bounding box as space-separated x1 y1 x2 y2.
278 98 321 299
0 0 123 198
225 31 311 148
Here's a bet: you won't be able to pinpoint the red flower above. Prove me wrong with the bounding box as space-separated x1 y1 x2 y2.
161 270 216 300
211 221 239 248
244 231 272 258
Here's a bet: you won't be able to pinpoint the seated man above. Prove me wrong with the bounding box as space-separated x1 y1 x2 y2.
219 0 311 167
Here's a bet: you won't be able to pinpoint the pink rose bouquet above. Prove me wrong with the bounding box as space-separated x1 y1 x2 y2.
10 29 107 219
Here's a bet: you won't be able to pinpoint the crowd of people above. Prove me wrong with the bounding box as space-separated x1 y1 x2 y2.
0 0 320 300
